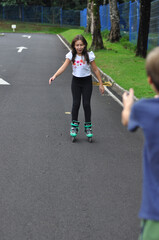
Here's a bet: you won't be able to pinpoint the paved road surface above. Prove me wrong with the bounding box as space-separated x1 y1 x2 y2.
0 33 143 240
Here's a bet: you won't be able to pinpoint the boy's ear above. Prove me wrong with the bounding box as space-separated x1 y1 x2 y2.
148 76 153 85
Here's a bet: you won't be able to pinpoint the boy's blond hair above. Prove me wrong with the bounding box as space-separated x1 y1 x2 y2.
146 47 159 91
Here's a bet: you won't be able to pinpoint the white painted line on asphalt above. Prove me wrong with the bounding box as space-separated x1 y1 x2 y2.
65 112 71 115
22 35 31 39
92 74 123 107
57 34 123 107
57 34 71 51
104 86 123 107
0 78 10 85
16 46 28 53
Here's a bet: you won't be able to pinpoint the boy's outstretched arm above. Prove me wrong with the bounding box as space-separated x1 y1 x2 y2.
49 59 71 85
121 88 134 126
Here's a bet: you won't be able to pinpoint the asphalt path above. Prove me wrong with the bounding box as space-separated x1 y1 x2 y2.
0 33 143 240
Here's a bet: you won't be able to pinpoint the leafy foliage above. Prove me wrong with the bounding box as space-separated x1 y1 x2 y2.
120 35 136 51
0 0 87 9
101 29 109 39
0 0 44 6
102 30 136 51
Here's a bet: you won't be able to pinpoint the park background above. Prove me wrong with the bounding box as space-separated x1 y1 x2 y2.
0 0 157 98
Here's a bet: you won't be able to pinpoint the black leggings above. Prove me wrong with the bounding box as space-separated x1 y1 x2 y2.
71 75 93 122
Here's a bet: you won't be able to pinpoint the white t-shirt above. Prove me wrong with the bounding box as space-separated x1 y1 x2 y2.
65 51 95 77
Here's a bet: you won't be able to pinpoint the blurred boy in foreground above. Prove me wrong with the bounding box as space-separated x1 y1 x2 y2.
122 47 159 240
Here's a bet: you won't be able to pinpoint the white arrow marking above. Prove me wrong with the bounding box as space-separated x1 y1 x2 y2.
16 47 28 53
0 78 10 85
22 35 31 39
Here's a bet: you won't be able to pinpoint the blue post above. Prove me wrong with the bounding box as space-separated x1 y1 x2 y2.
103 5 106 31
41 6 43 23
60 8 62 26
80 8 87 28
86 8 87 28
84 8 87 28
80 10 82 27
129 1 132 42
80 10 84 27
3 6 5 20
100 5 106 31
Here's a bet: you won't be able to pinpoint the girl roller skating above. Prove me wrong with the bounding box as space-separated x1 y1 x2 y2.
49 35 104 142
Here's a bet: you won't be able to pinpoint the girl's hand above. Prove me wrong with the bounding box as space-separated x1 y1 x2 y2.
49 59 70 85
49 75 56 85
99 84 105 94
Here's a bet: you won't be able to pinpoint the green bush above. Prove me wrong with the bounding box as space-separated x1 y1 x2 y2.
120 35 136 52
101 29 110 40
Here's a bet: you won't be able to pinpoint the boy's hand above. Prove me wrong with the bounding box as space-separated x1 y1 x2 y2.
122 88 134 109
121 88 134 126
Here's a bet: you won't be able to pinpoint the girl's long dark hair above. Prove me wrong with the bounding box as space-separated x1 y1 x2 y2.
71 35 89 64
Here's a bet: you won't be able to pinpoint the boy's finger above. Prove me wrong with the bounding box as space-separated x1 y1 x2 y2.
129 88 134 97
122 92 128 99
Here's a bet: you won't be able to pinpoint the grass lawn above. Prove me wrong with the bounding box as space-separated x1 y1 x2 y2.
61 29 154 99
0 21 154 98
0 20 70 34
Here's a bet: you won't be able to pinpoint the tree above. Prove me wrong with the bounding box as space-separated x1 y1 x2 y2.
85 0 102 34
136 0 151 58
0 0 87 9
90 0 104 50
48 0 87 9
0 0 26 5
0 0 28 20
85 0 92 33
0 0 44 6
108 0 120 42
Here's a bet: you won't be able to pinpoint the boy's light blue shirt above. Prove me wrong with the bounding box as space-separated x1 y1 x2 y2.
128 98 159 221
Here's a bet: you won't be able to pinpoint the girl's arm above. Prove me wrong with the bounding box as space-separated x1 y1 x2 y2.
49 58 71 85
90 61 105 94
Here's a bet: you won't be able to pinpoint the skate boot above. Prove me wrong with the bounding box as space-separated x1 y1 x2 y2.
70 120 80 142
84 122 93 143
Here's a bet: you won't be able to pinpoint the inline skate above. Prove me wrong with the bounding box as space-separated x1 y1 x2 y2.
84 122 93 143
70 120 80 142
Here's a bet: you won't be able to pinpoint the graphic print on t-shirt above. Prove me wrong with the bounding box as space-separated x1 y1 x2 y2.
73 59 86 68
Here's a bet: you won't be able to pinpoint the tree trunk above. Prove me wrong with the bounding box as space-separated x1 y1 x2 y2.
90 0 104 50
109 0 120 42
85 0 92 33
90 1 94 34
136 0 151 58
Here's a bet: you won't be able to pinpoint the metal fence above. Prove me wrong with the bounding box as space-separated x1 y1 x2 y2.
0 5 80 26
149 0 159 50
1 3 158 50
81 0 159 50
